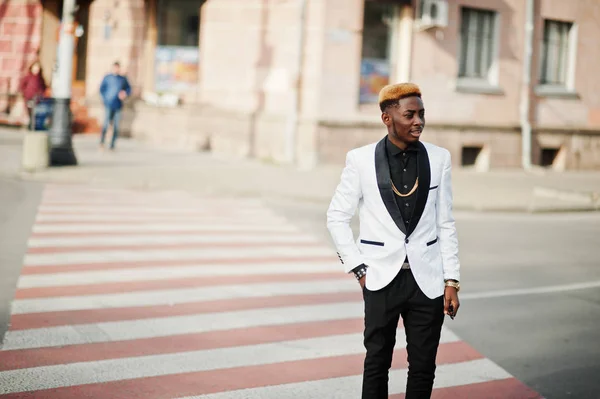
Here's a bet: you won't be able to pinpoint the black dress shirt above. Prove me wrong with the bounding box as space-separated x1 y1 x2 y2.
386 137 419 227
352 138 420 275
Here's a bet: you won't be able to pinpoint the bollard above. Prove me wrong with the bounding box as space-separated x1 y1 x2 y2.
21 131 49 172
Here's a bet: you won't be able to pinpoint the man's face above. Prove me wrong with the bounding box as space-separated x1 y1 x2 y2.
112 65 121 75
382 96 425 145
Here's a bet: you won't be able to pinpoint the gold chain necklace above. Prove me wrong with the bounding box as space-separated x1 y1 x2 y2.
391 177 419 197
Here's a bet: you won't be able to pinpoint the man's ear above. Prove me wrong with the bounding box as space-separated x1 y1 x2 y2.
381 112 392 126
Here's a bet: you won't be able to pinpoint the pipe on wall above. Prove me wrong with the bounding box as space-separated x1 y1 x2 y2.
520 0 535 170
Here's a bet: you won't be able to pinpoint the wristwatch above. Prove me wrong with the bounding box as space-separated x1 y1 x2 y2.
444 279 460 292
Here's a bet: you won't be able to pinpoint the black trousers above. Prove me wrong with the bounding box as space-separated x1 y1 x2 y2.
362 269 444 399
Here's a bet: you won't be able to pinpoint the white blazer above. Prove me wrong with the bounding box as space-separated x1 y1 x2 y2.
326 138 460 299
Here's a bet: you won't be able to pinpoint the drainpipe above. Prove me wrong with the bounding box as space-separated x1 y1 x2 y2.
397 4 413 82
284 0 307 164
520 0 535 170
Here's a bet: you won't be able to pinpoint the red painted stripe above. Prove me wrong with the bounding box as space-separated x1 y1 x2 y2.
20 255 336 275
26 240 321 254
29 229 301 239
15 272 343 299
9 291 361 330
390 377 543 399
0 318 364 371
0 341 481 399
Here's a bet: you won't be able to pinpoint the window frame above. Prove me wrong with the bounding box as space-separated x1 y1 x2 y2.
456 6 502 94
358 1 400 104
537 18 578 96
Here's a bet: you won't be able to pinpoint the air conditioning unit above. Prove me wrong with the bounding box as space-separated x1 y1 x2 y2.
415 0 448 31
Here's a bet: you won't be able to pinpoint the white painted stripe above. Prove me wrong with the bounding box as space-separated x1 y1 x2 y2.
184 358 512 399
0 330 460 394
41 191 264 202
35 213 285 223
27 233 318 248
37 205 268 214
4 302 369 350
461 280 600 300
0 334 357 393
10 279 356 314
17 262 340 288
23 246 332 266
31 223 300 234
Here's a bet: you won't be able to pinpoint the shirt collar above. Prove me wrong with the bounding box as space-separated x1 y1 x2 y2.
386 136 419 157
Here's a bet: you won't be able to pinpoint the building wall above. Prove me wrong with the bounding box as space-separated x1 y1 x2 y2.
0 0 43 116
86 0 146 98
197 0 326 163
129 0 600 170
85 0 147 132
316 0 600 169
535 0 600 128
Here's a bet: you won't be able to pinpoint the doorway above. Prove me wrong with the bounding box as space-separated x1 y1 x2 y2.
72 0 91 93
40 0 91 94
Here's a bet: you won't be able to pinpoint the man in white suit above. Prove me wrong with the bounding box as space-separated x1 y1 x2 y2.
327 83 461 399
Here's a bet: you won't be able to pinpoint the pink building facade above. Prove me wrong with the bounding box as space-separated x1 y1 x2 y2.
181 0 600 170
2 0 599 169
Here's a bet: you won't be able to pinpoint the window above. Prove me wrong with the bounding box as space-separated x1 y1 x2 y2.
359 2 396 103
458 7 497 80
154 0 205 93
539 20 573 86
157 0 203 47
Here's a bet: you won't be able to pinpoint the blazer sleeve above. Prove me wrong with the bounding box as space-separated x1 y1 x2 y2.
326 150 365 273
436 149 461 281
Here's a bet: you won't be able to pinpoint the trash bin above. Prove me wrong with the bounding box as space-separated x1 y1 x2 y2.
31 97 54 131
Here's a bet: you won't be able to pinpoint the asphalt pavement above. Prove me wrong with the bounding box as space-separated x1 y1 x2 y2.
270 199 600 399
0 178 42 344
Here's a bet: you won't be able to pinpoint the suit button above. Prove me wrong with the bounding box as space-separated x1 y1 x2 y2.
405 238 409 244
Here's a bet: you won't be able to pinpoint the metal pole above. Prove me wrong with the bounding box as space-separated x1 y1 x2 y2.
520 0 534 170
284 0 307 164
48 0 78 166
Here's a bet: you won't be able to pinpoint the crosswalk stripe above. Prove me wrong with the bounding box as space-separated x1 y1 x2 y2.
186 359 511 399
3 302 369 349
23 246 332 266
0 185 541 398
15 272 343 299
0 332 460 395
17 261 340 288
37 204 268 213
26 239 324 254
27 232 319 248
20 255 336 275
0 319 365 371
389 378 543 399
36 211 277 219
34 215 288 225
32 223 300 234
8 292 361 330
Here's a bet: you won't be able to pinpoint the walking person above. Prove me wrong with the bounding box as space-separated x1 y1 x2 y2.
19 61 47 130
99 61 131 151
327 83 461 399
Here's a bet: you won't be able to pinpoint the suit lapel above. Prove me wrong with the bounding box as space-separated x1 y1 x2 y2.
407 141 431 236
375 137 407 235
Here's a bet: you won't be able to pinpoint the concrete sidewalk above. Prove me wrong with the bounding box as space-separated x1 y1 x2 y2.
2 128 600 212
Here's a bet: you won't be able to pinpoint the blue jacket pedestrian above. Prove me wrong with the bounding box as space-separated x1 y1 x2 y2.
99 62 131 150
